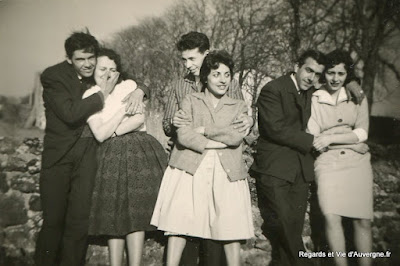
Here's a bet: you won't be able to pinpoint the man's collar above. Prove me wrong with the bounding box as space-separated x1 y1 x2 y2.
290 73 300 93
313 87 348 105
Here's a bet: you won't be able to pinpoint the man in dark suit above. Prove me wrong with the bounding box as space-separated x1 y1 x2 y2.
251 50 326 266
34 31 147 266
251 50 364 265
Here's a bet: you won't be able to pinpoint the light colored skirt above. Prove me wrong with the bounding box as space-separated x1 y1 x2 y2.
315 149 373 220
151 150 254 241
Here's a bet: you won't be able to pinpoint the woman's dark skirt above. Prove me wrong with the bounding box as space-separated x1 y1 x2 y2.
88 131 167 236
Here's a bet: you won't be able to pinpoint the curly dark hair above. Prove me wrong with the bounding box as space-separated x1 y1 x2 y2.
97 48 126 84
199 50 234 91
97 48 122 72
64 30 99 59
321 49 356 85
176 31 210 53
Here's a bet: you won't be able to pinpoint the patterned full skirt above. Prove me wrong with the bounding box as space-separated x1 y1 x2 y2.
89 131 167 236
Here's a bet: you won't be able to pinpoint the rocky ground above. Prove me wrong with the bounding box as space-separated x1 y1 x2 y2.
0 130 399 265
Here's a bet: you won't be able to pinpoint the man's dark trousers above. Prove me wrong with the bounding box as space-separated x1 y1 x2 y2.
35 137 97 266
255 171 310 266
179 238 225 266
251 73 315 266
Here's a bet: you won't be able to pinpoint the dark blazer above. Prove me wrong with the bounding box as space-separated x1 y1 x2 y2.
41 61 103 168
251 74 315 182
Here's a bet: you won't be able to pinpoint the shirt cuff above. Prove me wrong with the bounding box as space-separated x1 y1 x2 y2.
353 128 368 142
136 81 149 98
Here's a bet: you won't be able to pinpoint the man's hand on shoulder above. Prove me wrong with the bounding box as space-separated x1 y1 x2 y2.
345 80 365 104
99 71 119 100
232 114 253 134
122 89 145 115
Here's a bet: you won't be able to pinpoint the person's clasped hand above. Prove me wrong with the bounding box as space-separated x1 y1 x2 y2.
172 109 192 128
313 135 333 152
232 114 253 133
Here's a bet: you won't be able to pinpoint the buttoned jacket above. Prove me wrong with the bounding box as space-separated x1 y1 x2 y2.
168 92 248 181
251 74 315 182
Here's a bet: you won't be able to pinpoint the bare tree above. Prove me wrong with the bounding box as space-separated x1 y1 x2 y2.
108 0 399 114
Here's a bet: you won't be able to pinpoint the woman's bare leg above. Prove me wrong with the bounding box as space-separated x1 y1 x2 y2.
126 231 145 266
167 236 187 266
108 238 125 266
223 241 241 266
325 213 348 266
353 219 372 266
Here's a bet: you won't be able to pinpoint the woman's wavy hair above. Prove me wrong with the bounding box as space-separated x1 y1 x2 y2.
320 49 356 86
97 48 126 83
199 50 234 92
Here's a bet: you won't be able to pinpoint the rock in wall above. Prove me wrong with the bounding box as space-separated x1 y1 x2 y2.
0 137 399 265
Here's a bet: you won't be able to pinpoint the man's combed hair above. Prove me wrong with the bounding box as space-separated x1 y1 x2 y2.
176 31 210 53
199 50 234 90
65 30 99 59
297 49 327 67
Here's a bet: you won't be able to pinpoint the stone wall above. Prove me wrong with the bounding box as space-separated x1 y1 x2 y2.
0 137 399 265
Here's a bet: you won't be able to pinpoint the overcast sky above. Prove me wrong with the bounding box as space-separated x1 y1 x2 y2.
0 0 176 97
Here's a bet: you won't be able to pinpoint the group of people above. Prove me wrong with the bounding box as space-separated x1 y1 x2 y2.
34 29 373 266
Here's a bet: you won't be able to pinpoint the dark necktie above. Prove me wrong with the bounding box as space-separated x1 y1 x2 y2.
81 77 94 90
299 90 307 106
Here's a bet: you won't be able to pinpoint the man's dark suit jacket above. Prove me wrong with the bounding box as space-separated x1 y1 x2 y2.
41 61 103 168
251 74 315 182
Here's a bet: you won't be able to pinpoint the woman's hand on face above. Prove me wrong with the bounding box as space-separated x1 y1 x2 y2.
100 71 119 99
313 135 333 151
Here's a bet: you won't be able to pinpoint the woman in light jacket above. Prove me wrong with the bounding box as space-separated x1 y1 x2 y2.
151 50 254 266
307 50 373 266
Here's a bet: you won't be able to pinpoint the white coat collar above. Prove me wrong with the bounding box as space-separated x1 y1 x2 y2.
313 87 348 105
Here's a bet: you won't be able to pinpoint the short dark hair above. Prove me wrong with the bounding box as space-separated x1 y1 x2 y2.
321 49 355 85
199 50 234 91
65 30 99 59
297 49 327 67
176 31 210 53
